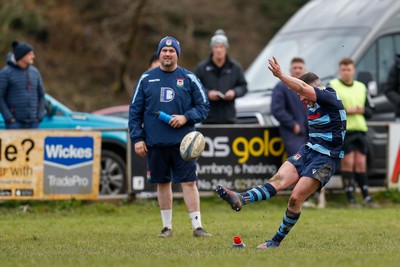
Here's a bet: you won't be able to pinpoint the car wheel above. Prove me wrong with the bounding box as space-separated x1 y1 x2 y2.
100 150 126 195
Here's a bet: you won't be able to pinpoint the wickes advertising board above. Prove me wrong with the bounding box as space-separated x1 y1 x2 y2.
131 126 286 193
0 131 101 200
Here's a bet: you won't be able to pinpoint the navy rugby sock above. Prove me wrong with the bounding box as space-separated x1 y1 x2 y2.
342 171 356 202
355 172 370 200
240 183 277 204
271 208 301 243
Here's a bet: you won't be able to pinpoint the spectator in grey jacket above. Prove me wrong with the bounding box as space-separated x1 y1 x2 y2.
195 29 247 124
0 40 45 129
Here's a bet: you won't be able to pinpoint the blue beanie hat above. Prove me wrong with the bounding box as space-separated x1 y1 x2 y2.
157 36 180 57
12 40 34 61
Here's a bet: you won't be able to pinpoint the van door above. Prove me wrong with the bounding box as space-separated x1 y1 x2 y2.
355 33 400 179
356 33 400 119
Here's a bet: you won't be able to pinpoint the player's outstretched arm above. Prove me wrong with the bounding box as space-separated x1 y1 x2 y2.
268 57 316 101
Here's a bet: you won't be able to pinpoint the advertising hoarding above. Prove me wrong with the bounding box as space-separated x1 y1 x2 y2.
131 126 286 192
0 131 101 200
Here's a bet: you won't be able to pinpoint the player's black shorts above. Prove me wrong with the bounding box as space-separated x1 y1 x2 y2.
343 131 367 155
146 145 197 184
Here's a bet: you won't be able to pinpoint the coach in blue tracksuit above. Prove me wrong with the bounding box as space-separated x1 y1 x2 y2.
0 40 46 129
129 36 211 238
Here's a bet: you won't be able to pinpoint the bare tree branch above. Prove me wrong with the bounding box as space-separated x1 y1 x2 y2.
114 0 146 93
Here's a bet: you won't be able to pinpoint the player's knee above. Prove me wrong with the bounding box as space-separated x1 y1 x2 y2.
354 160 366 172
341 160 353 170
181 181 197 190
288 194 302 209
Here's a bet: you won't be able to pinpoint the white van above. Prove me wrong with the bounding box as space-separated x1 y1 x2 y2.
236 0 400 184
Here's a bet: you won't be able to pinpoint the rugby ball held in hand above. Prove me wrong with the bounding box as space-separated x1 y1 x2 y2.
180 131 205 161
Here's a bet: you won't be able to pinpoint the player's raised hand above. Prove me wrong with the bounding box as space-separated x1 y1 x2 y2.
268 57 282 78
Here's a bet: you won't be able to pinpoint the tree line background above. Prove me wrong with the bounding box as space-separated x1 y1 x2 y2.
0 0 307 112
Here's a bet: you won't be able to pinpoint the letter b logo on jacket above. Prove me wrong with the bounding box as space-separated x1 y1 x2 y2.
160 87 175 102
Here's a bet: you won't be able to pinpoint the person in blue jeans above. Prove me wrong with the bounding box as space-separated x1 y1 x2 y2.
217 57 346 249
0 40 46 129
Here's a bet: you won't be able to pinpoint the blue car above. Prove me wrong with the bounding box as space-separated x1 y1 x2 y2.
0 94 129 195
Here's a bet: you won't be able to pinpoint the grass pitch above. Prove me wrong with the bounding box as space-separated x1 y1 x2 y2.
0 192 399 267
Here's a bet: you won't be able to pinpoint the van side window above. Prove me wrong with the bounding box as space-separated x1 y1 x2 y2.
378 35 396 87
357 43 377 86
395 34 400 54
357 34 400 95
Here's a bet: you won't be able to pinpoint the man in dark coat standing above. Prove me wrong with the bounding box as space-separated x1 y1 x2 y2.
195 29 247 124
0 40 46 129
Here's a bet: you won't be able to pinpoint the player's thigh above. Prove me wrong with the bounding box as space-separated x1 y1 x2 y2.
147 146 171 183
170 147 197 183
354 150 367 172
341 151 355 171
291 176 320 202
269 161 299 191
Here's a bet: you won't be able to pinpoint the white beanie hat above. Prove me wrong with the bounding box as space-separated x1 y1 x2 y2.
210 29 229 48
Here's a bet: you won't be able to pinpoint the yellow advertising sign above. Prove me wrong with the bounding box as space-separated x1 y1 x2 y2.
0 130 101 200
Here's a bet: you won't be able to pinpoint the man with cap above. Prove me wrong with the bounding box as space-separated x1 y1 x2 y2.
195 29 247 124
129 36 211 238
0 40 46 129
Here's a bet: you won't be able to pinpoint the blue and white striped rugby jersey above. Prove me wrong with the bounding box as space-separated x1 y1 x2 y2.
306 86 346 158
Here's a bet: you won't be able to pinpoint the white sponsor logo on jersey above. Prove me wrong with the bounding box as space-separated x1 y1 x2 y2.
160 87 175 102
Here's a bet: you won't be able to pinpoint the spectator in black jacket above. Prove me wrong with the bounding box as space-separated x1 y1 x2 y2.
0 40 45 129
195 29 247 124
384 54 400 121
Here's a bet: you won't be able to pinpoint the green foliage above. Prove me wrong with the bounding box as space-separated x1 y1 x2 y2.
166 11 184 27
260 0 308 18
0 196 399 267
0 0 45 35
376 188 400 203
0 0 312 111
0 0 46 55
